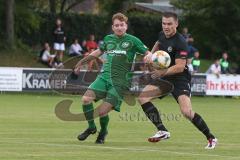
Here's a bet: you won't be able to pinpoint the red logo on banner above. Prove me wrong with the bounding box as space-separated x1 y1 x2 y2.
180 51 188 56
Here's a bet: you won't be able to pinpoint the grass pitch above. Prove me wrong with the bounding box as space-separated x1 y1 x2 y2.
0 93 240 160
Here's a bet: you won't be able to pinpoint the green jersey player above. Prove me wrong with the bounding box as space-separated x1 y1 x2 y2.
74 13 152 144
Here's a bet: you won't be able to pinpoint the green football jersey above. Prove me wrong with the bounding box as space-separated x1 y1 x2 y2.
99 33 148 87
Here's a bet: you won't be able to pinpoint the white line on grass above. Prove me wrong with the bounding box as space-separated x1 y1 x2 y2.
1 138 240 147
2 141 240 160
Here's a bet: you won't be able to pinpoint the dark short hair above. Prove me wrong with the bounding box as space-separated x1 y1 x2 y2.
162 12 178 21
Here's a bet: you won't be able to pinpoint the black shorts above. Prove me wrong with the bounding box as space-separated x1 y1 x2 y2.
162 76 191 102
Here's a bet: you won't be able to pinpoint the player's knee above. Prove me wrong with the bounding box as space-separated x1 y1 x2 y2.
137 96 151 105
82 96 93 105
98 110 107 117
180 108 193 120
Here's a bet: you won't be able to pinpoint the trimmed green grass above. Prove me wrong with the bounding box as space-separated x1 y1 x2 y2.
0 49 70 68
0 49 45 68
199 59 212 73
0 93 240 160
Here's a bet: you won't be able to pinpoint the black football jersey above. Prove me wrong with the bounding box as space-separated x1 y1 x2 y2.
158 31 191 80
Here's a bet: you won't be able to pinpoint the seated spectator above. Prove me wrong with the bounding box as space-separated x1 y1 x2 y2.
39 42 56 67
192 51 201 73
81 39 87 54
69 38 83 57
206 59 221 77
220 51 230 74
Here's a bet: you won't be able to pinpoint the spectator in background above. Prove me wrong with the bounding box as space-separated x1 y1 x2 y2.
81 39 87 53
53 18 66 64
187 58 194 75
98 38 104 47
220 52 230 74
69 38 83 57
84 34 99 71
192 51 201 73
206 59 221 77
85 34 98 52
39 42 56 67
182 27 198 64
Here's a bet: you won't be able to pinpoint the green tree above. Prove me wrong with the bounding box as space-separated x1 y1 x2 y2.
47 0 85 14
171 0 240 60
97 0 147 16
5 0 15 49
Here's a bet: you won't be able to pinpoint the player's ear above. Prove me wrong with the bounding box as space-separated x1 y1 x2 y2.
175 20 179 27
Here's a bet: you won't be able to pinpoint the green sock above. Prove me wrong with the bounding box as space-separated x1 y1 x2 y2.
82 103 96 129
99 115 109 133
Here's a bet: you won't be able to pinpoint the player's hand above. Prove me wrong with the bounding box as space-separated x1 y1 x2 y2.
144 52 153 64
150 69 167 79
74 62 82 75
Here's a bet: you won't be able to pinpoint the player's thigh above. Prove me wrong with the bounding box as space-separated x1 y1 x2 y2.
138 85 162 104
82 89 96 104
84 77 107 102
169 78 191 102
105 86 125 112
170 78 194 118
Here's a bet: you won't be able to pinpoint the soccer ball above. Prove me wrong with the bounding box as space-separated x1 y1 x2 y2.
151 50 171 69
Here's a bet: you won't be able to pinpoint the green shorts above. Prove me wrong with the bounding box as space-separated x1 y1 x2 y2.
88 77 127 112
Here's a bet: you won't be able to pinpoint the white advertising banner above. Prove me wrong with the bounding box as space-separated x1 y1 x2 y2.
206 74 240 95
0 68 23 91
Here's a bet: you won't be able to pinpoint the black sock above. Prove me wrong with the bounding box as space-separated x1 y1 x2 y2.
141 102 167 131
191 113 215 140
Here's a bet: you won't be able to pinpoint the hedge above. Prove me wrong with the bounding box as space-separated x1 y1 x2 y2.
17 12 162 49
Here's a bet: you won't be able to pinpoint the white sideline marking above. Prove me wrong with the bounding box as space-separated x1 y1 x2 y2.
1 141 240 160
1 137 240 147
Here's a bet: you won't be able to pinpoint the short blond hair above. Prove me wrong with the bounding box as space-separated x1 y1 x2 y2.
112 13 128 24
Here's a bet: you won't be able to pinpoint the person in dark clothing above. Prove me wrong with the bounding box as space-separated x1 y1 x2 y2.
138 12 217 149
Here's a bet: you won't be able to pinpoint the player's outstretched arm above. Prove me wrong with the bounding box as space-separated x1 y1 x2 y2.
151 58 186 79
151 41 160 53
74 49 102 74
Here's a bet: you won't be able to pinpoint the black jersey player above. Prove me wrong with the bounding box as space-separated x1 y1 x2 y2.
138 12 217 149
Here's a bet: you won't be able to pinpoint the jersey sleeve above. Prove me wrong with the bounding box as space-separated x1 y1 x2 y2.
134 37 148 55
175 37 188 59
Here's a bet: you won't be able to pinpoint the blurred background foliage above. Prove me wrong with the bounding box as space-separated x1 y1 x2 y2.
0 0 240 62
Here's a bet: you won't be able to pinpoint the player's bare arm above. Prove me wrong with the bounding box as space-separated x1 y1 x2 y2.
74 49 103 74
151 41 160 53
151 58 186 79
